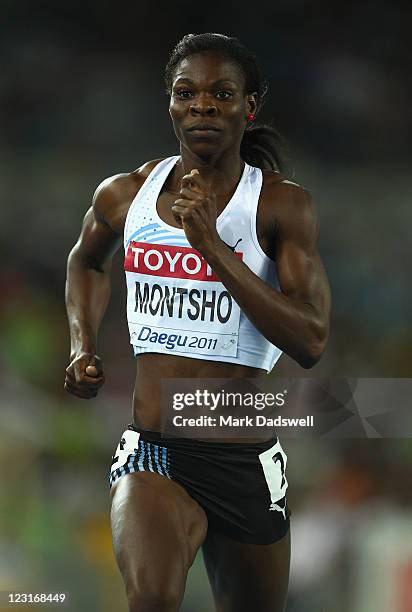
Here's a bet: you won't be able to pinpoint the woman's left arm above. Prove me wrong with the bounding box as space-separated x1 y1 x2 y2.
173 173 332 369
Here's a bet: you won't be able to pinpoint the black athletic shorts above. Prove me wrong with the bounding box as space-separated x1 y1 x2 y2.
109 423 290 544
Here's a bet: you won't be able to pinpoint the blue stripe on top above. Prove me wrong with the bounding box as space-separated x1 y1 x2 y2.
125 223 189 250
138 228 183 242
129 222 160 240
152 236 190 245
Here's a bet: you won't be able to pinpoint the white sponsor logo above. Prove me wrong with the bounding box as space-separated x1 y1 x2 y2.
269 500 287 520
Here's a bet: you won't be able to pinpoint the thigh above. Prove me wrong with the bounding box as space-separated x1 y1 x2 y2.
202 527 291 612
110 471 208 605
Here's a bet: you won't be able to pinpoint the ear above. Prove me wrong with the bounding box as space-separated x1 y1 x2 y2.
246 92 258 115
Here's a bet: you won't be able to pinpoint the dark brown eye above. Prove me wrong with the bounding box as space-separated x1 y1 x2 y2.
215 91 233 100
175 90 194 99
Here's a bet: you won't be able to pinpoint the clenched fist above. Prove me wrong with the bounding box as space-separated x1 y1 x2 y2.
172 169 221 255
64 352 105 399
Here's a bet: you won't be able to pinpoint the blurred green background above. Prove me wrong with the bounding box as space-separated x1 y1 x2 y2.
1 1 411 610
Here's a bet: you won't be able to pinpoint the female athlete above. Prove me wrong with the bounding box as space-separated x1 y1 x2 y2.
65 33 331 612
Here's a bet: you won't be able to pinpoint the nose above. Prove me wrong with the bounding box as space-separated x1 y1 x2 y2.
189 94 217 116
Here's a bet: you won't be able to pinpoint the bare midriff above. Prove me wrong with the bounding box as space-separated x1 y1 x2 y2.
132 353 272 443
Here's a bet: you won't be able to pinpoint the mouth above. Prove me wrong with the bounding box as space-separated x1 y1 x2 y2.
187 124 221 134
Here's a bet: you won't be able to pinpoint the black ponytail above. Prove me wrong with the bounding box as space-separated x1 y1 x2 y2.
164 33 289 173
240 124 288 172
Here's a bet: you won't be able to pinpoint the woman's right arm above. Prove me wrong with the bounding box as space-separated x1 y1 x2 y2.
64 178 123 399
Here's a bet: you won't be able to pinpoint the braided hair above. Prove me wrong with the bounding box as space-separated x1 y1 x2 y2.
164 33 288 173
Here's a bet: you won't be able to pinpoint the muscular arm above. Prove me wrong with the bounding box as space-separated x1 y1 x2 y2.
204 184 331 368
65 160 163 397
65 177 125 396
66 205 120 356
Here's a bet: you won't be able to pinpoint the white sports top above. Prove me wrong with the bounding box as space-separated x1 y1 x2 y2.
123 155 283 373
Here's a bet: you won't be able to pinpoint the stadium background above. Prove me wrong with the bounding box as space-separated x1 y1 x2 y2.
1 1 411 610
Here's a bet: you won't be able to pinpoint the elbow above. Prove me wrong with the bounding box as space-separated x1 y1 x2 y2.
298 325 329 369
67 245 106 274
298 345 324 369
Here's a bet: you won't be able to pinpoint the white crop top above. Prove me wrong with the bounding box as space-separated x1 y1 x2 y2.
123 155 283 373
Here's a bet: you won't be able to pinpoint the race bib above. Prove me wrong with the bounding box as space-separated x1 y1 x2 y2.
124 241 242 357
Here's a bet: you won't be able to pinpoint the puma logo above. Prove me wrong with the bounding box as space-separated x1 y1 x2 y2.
269 496 287 520
224 238 243 252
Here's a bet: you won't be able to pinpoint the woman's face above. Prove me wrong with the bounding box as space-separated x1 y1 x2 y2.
169 51 257 157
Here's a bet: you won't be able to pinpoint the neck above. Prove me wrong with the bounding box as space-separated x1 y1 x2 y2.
177 146 245 195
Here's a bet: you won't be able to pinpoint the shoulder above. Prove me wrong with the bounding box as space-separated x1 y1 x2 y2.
92 158 166 223
260 169 316 232
260 168 308 200
254 169 318 256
